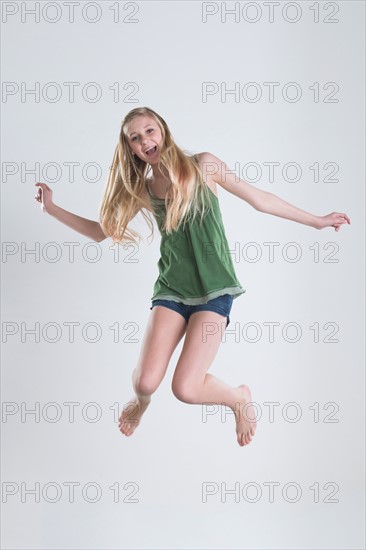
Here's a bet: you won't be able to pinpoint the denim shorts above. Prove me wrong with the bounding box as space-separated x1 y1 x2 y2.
150 293 234 327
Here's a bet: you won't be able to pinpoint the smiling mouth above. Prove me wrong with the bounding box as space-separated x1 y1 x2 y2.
145 146 157 155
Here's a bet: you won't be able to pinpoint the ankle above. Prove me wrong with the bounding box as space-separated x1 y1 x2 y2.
136 393 152 406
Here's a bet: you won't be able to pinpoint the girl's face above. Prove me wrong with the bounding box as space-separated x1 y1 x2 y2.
126 116 163 164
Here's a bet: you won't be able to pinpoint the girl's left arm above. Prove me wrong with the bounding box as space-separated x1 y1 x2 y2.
204 153 351 232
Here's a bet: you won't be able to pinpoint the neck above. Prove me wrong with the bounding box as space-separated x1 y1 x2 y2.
150 164 170 185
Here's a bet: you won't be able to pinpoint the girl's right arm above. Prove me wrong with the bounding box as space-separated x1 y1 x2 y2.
34 183 107 243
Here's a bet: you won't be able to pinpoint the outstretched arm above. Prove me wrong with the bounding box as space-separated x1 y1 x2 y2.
35 183 108 242
251 191 350 231
203 153 351 232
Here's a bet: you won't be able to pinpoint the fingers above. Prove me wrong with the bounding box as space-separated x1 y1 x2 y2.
35 182 51 191
332 212 351 231
338 212 351 224
34 186 43 205
34 183 51 206
333 222 346 231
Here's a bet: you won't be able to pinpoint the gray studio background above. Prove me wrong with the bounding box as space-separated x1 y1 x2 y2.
1 1 364 549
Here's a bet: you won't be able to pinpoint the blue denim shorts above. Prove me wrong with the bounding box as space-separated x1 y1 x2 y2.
150 293 234 327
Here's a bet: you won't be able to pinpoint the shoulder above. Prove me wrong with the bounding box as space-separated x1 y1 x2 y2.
194 151 222 170
195 152 266 209
193 152 219 197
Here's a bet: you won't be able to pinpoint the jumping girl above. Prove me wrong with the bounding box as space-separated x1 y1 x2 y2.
34 106 351 447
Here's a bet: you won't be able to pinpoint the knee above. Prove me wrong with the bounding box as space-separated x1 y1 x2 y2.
171 378 198 404
133 372 158 397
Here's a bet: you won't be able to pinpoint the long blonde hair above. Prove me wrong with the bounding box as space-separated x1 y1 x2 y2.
99 106 215 245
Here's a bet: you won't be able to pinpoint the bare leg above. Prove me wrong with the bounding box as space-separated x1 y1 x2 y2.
119 306 187 436
171 311 257 447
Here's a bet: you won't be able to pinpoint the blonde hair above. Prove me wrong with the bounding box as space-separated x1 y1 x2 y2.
99 106 215 245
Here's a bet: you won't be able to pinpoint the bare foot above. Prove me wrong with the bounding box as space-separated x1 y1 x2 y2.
118 396 151 436
233 384 257 447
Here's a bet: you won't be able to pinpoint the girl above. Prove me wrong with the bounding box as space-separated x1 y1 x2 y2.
34 106 351 447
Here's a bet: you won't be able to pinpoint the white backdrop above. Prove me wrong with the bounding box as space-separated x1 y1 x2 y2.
1 1 364 549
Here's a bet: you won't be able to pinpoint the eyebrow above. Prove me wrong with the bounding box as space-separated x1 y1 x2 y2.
129 125 153 138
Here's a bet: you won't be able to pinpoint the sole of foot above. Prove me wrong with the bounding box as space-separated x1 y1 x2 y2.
234 384 257 447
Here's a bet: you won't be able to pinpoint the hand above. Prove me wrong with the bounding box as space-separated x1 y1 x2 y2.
317 212 351 232
34 183 54 214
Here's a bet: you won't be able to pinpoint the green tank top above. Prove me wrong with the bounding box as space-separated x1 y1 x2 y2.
148 165 246 305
